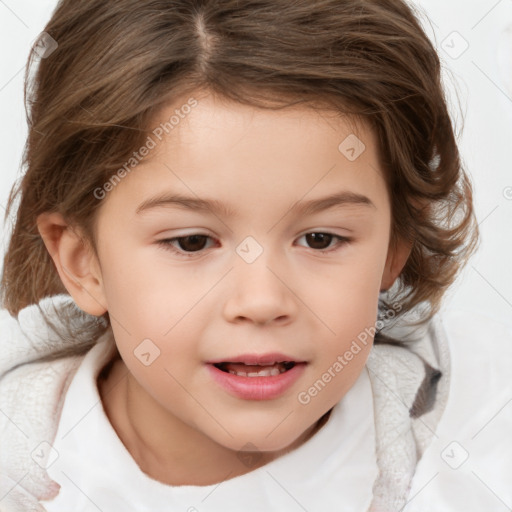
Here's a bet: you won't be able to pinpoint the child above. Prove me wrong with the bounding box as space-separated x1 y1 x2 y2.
1 0 511 510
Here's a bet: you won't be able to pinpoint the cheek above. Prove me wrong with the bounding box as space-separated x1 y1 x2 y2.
305 256 385 340
98 244 190 329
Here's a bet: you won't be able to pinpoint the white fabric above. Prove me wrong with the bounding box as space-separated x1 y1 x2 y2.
2 294 512 511
41 335 379 512
401 311 512 512
0 293 448 511
0 296 100 509
365 342 429 510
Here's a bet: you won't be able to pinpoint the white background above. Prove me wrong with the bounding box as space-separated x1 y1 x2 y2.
0 0 511 328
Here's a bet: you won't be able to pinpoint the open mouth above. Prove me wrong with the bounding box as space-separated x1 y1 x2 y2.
213 361 297 377
207 357 307 400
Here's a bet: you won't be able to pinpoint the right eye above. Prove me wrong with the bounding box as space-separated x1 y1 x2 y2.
156 234 217 257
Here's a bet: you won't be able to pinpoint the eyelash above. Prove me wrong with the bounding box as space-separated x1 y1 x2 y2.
156 232 351 258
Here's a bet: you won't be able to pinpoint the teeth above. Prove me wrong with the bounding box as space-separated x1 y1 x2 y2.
228 366 283 377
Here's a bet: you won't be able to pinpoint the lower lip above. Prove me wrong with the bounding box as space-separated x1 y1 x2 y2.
206 363 307 400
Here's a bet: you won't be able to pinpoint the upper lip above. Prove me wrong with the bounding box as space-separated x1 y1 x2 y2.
206 352 306 365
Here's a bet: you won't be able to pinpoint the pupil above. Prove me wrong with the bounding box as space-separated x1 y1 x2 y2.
306 233 332 249
179 235 207 252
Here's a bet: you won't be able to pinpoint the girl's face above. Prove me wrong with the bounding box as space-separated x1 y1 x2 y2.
90 92 406 455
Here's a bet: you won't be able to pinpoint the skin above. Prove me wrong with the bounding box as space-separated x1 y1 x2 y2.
37 90 412 486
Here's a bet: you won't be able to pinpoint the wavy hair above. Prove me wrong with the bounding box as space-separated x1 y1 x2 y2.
1 0 479 343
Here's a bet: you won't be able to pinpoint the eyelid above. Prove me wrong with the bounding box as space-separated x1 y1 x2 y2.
295 233 351 253
156 233 217 258
155 231 352 258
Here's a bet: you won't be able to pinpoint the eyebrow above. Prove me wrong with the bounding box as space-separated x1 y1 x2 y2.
135 191 376 217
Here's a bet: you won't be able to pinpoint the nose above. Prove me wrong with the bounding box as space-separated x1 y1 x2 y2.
222 254 297 326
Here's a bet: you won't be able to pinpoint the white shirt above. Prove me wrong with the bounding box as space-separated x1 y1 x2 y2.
42 336 379 512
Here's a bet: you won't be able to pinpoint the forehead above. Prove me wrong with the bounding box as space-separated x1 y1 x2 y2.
99 92 389 220
159 92 371 153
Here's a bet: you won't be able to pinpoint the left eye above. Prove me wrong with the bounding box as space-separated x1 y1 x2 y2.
156 232 350 257
296 232 349 251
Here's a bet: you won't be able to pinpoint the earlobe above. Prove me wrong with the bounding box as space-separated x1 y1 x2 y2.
36 212 107 316
380 235 413 292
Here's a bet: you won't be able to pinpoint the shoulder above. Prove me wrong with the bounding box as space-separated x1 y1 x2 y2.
0 295 101 506
0 294 101 377
405 309 512 511
0 353 85 507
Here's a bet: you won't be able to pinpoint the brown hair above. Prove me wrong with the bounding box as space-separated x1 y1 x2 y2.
1 0 479 341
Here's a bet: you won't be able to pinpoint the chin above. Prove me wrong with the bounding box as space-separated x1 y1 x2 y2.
213 421 314 455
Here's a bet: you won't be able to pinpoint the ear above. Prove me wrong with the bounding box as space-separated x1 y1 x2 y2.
36 212 107 316
380 234 413 292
